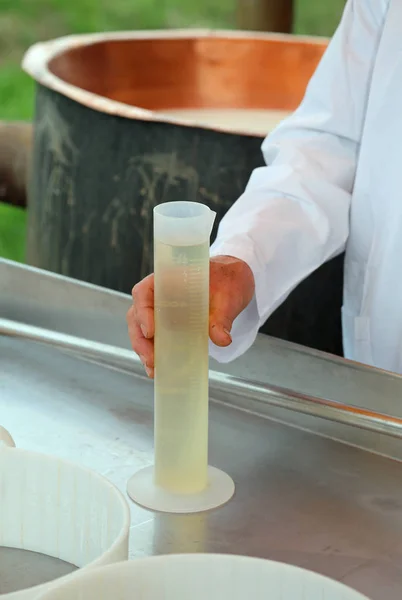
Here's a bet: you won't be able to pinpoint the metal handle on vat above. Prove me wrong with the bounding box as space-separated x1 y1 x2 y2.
2 317 402 440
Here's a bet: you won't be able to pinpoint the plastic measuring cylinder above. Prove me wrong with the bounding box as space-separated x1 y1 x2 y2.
127 201 235 514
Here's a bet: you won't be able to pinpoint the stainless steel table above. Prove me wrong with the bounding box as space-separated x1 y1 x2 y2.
3 258 402 599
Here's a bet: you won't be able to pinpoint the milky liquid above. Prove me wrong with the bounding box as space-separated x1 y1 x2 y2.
157 107 291 135
154 240 209 494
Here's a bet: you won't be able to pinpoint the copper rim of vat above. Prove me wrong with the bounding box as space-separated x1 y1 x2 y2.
0 426 130 599
22 29 328 138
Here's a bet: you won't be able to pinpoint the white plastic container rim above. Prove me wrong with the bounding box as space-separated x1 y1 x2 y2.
36 553 372 600
153 201 216 246
0 426 130 599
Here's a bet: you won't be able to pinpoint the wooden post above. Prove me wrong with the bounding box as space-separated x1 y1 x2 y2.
237 0 294 33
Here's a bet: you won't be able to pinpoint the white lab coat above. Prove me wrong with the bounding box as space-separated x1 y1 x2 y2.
210 0 402 373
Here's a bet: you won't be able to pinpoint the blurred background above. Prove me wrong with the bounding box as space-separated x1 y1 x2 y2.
0 0 346 264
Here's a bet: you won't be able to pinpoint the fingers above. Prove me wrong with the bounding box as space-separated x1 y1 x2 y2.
127 274 155 378
132 274 155 340
127 305 154 378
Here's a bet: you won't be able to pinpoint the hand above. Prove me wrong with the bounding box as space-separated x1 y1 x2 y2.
126 255 255 378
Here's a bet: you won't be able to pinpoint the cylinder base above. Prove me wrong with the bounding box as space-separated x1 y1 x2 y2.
127 466 235 514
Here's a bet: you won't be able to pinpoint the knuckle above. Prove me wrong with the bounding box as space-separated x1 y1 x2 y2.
126 305 134 323
127 303 139 324
132 283 140 301
131 339 142 355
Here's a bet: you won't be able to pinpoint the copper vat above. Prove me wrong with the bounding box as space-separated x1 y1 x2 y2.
23 30 343 354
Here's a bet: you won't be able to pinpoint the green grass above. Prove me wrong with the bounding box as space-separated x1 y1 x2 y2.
0 0 346 263
0 203 27 261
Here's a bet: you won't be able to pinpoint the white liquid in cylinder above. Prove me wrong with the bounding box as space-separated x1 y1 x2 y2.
157 107 291 135
154 240 210 494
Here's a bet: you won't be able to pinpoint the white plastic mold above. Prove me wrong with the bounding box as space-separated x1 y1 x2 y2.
36 553 371 600
0 426 130 599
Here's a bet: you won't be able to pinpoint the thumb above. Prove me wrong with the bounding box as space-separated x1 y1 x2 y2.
209 290 240 347
208 255 255 348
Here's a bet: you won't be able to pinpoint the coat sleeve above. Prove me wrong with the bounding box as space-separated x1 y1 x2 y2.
209 0 389 363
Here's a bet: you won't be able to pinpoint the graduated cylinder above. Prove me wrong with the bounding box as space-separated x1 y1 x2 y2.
153 202 216 494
